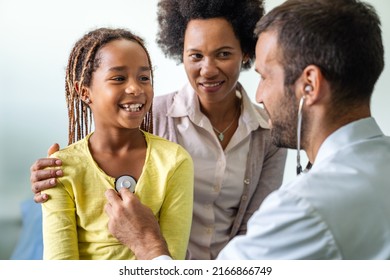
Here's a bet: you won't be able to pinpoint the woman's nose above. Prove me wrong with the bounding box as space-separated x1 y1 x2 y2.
200 58 219 78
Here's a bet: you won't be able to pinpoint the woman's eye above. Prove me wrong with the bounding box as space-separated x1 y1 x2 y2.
190 53 203 60
218 51 231 58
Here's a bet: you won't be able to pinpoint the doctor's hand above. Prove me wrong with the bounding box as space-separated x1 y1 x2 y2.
105 188 170 260
30 143 62 203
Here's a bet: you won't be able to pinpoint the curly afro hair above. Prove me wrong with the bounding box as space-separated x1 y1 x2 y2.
156 0 265 70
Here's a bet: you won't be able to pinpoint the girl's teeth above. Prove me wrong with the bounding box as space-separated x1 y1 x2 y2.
122 104 142 112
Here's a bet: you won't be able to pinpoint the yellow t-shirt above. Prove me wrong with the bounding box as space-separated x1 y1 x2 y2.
42 131 194 260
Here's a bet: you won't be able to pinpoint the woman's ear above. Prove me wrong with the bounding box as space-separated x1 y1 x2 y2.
242 53 250 65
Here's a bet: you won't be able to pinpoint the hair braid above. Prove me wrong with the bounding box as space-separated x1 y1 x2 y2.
131 35 154 134
65 41 94 145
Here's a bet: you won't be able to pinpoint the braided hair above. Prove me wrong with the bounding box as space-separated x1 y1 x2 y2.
65 27 154 145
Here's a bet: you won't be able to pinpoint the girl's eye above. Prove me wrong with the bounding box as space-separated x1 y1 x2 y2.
139 75 151 82
112 76 125 82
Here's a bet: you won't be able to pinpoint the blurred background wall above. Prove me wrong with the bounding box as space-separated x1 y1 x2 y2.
0 0 389 259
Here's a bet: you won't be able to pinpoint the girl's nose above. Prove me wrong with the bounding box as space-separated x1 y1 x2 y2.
125 81 142 96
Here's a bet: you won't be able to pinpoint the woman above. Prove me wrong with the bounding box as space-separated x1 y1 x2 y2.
29 0 286 260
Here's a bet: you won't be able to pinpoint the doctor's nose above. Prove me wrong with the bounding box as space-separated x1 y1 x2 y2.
255 82 264 104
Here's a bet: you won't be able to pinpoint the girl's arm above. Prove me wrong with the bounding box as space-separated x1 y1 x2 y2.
42 178 79 259
158 148 194 260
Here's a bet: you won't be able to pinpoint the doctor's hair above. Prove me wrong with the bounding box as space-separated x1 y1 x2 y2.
255 0 384 107
65 27 154 145
156 0 264 70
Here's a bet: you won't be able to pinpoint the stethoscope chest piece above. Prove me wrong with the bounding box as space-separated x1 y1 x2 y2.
115 175 137 193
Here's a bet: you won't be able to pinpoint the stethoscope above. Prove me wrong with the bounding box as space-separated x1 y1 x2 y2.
296 87 313 175
115 175 137 193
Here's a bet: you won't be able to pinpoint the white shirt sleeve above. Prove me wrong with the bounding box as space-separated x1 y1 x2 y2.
153 255 173 260
217 189 341 260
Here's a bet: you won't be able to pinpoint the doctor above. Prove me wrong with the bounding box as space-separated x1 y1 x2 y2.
105 0 390 259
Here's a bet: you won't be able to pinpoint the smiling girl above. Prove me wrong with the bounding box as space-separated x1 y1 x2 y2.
41 28 194 260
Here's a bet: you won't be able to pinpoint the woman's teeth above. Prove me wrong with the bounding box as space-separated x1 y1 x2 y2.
202 82 222 88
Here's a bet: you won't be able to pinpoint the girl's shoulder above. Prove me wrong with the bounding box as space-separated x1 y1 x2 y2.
143 131 191 159
50 137 89 163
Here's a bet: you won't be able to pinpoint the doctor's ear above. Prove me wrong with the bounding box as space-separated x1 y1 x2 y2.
297 64 325 105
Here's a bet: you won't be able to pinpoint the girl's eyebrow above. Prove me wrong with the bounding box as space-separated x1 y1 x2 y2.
139 66 153 72
107 66 152 72
107 66 126 73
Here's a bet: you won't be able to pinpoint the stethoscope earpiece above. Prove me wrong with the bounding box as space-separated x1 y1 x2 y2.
115 175 137 193
304 85 312 93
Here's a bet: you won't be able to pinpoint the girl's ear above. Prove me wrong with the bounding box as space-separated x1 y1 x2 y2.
75 82 91 104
